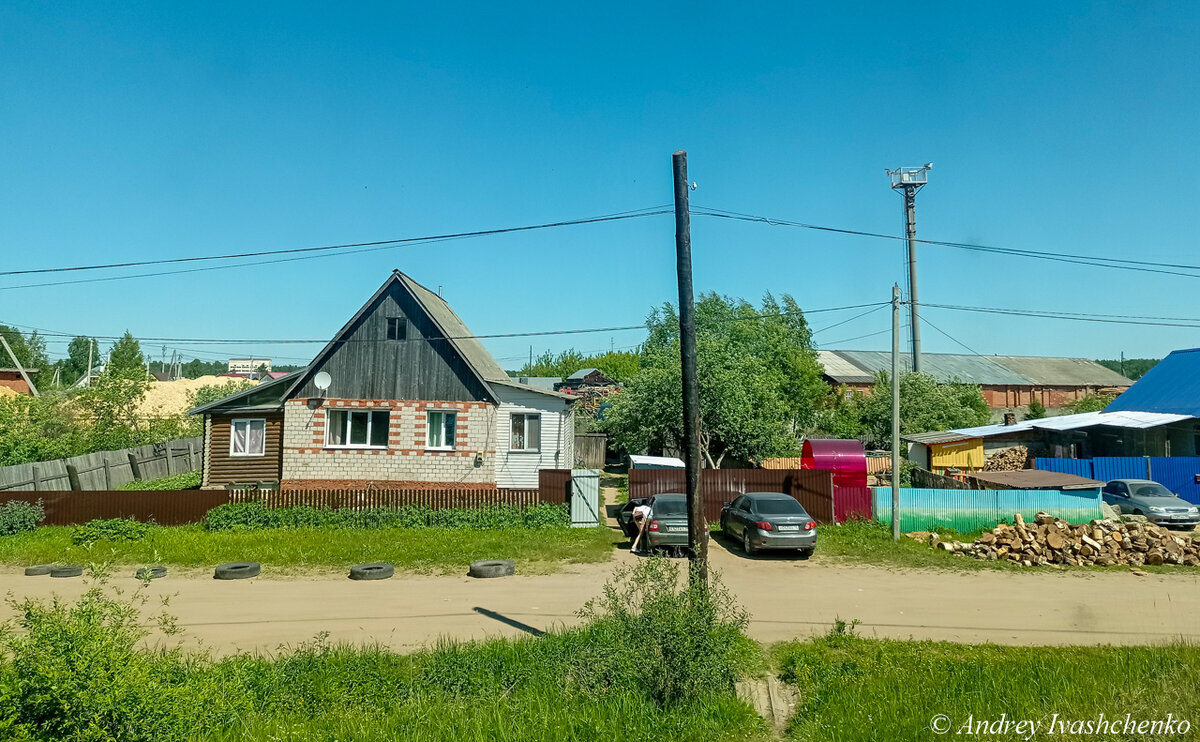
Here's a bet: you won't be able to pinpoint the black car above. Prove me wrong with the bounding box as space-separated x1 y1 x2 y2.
720 492 817 557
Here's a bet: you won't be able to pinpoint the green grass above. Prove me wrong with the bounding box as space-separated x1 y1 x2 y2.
775 629 1200 741
117 470 202 490
0 524 618 574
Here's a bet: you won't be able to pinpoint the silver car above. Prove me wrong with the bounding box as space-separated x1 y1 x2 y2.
1102 479 1200 529
720 492 817 557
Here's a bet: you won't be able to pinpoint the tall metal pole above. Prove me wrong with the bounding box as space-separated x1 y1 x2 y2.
903 185 922 374
891 284 901 541
673 149 707 585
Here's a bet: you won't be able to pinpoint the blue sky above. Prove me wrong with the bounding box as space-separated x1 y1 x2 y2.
2 2 1198 370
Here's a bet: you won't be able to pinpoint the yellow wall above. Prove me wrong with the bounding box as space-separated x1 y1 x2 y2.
929 438 984 470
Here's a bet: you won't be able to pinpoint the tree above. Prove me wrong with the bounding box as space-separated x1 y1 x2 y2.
1026 398 1047 420
0 325 49 373
602 293 825 467
1067 393 1117 414
1095 358 1159 381
854 372 991 448
181 359 227 378
59 336 96 387
105 332 146 380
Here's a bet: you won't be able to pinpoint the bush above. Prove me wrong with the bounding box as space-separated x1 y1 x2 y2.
71 518 151 545
202 502 569 532
0 499 45 536
118 471 202 490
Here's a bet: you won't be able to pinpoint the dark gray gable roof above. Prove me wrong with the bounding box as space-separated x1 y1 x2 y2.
187 370 302 415
567 368 601 380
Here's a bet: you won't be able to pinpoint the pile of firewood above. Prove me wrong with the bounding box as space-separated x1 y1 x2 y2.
924 512 1200 567
981 446 1029 472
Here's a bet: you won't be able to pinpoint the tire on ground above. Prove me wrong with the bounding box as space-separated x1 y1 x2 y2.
50 565 84 578
349 562 395 580
469 559 515 578
136 566 168 580
214 562 261 580
24 564 53 576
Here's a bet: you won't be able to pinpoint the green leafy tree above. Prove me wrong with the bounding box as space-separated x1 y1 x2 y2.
602 293 825 467
1095 358 1159 381
0 325 49 373
1026 398 1047 420
59 336 96 386
855 372 991 448
585 350 640 383
1067 393 1117 414
105 332 146 380
181 359 228 378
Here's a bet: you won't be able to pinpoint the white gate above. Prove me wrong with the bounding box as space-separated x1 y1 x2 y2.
569 469 600 528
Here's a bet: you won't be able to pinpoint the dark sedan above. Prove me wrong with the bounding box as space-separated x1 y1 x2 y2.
720 492 817 557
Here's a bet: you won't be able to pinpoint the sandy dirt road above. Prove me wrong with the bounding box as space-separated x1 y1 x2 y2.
4 541 1198 655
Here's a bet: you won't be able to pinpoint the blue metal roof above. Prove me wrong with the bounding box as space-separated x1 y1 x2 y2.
1104 348 1200 417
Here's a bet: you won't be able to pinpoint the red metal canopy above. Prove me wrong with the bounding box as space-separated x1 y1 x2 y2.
801 439 867 488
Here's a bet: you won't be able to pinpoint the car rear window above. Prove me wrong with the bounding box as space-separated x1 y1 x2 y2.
754 498 806 515
651 498 687 515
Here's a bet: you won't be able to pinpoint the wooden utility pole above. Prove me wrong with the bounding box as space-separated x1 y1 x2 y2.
891 284 901 541
86 339 95 387
673 150 707 584
0 335 38 397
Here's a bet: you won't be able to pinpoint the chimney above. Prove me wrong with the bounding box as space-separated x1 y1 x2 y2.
1003 412 1017 426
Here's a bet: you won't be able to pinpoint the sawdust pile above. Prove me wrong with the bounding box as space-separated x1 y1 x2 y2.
138 376 259 417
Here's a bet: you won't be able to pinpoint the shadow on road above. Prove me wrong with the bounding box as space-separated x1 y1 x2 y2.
472 607 545 637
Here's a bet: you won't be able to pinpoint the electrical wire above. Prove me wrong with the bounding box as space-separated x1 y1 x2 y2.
0 206 673 278
922 303 1200 329
816 327 891 347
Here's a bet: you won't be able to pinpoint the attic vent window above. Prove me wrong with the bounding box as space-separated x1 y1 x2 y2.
386 317 408 341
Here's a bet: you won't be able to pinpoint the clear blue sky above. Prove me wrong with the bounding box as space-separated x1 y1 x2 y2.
2 2 1198 370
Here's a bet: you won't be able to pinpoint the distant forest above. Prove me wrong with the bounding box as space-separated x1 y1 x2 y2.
172 359 306 378
1095 358 1159 381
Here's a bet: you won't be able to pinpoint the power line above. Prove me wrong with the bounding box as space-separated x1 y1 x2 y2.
0 206 673 278
817 327 891 347
923 303 1200 328
917 314 988 357
810 304 889 335
691 206 1200 279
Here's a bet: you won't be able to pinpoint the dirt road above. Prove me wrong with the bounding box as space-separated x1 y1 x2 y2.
5 542 1198 654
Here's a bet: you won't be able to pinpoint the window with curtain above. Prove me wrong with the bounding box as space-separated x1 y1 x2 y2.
426 410 457 449
510 413 541 452
326 409 389 448
230 419 266 456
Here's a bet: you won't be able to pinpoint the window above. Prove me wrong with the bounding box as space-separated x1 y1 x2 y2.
326 409 389 448
386 317 407 341
230 419 266 456
510 413 541 452
426 410 457 450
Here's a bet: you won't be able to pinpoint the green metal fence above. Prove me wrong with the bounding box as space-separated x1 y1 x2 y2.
871 487 1103 533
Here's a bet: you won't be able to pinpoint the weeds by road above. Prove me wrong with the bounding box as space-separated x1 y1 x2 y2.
0 525 618 575
775 624 1200 741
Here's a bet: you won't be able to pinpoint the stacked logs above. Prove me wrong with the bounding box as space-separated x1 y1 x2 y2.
926 512 1200 567
980 446 1029 472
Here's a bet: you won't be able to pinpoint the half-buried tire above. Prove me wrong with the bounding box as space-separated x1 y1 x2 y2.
50 565 84 578
469 559 515 578
135 566 168 580
24 564 53 576
214 562 260 580
349 562 394 581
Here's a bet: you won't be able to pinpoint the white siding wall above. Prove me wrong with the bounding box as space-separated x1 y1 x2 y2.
494 386 573 489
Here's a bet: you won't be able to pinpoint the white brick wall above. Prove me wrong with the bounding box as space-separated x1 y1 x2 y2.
281 399 498 484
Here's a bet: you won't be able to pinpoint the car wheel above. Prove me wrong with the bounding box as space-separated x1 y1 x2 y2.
743 530 756 555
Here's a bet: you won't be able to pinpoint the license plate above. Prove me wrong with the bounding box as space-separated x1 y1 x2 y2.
777 525 800 532
668 527 687 533
1172 515 1190 520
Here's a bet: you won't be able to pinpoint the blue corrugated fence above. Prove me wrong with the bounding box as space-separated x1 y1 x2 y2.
871 487 1103 533
1034 457 1200 505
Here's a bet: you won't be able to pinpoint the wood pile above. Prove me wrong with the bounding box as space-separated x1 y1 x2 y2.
926 512 1200 567
981 446 1028 472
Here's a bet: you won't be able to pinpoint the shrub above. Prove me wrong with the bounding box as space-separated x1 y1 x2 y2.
202 502 569 532
0 499 45 536
118 471 202 490
71 518 151 545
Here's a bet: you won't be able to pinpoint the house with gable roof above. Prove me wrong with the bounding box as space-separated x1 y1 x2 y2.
189 271 575 490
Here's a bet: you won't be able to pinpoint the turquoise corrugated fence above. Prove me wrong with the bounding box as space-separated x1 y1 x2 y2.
871 487 1103 533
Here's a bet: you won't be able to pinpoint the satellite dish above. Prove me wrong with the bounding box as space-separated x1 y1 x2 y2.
314 371 332 394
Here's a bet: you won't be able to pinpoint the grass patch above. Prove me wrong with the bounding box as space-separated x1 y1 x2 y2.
117 470 201 490
0 558 767 742
775 627 1200 741
600 465 629 503
0 524 617 574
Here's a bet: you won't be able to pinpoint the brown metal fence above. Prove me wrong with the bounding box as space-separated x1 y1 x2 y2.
1 486 549 526
629 468 835 523
538 469 574 504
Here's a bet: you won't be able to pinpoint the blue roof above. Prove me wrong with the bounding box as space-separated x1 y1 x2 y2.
1104 349 1200 416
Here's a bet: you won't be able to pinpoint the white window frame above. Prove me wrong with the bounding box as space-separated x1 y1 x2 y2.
426 410 458 451
230 418 266 457
325 408 390 449
509 412 541 453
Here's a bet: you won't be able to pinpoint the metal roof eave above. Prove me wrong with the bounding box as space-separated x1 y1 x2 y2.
186 371 300 416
